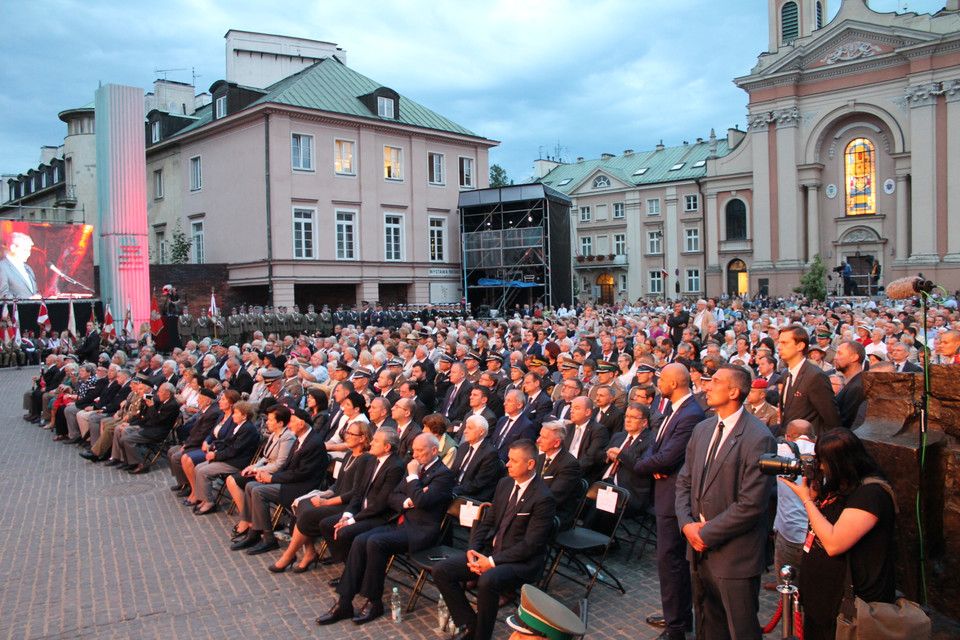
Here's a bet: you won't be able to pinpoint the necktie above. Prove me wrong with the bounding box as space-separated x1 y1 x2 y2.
559 403 570 421
570 425 585 457
541 455 552 476
457 446 475 482
782 371 793 405
494 484 521 549
699 420 725 496
497 418 515 447
605 435 634 480
444 386 458 415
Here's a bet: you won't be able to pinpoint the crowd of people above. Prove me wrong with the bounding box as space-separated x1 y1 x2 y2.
21 292 953 640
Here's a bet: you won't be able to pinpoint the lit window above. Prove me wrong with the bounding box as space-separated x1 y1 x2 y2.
215 95 227 119
293 208 316 259
579 206 591 223
384 146 403 180
593 175 610 188
191 220 205 264
428 153 445 185
684 194 699 212
377 96 395 118
647 198 661 216
845 138 876 216
189 156 202 191
648 271 663 295
459 157 474 188
429 218 446 262
686 269 701 293
292 134 314 171
580 236 592 256
336 211 356 260
647 230 662 254
685 227 700 252
335 139 355 175
384 214 404 261
613 202 625 219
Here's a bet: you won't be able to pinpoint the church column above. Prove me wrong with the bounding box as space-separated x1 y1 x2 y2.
805 183 821 262
895 172 910 262
705 191 722 297
774 107 803 268
747 112 774 270
906 82 942 265
943 79 960 263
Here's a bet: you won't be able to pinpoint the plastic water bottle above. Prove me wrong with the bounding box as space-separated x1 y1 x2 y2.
437 593 449 631
391 586 402 623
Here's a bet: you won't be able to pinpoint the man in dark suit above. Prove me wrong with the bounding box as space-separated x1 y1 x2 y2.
601 403 653 516
76 321 101 363
491 390 536 462
833 340 867 430
462 386 498 435
409 363 437 413
161 388 222 489
535 420 582 531
319 428 405 563
777 325 841 437
667 302 689 349
550 378 581 422
676 365 775 640
888 341 922 373
0 231 38 299
521 372 553 429
451 416 503 502
631 364 705 639
231 408 329 554
593 385 625 435
563 396 610 483
391 398 422 462
439 362 473 423
316 433 455 625
116 382 181 473
433 439 556 640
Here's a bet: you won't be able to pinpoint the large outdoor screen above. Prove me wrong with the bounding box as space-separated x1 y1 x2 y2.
0 221 95 300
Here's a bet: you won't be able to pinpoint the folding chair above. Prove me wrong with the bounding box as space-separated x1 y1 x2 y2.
619 504 657 560
541 481 630 597
404 497 490 612
218 434 268 513
144 428 179 468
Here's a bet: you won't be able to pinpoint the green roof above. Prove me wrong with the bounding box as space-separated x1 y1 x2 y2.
538 138 732 192
174 57 482 139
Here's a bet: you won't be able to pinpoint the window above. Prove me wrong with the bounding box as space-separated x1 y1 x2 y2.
336 211 356 260
684 195 699 212
632 168 648 176
619 274 628 291
429 218 446 262
692 160 706 168
685 227 700 252
648 271 663 295
155 230 166 264
579 206 591 223
580 236 592 256
782 1 799 43
593 175 610 188
293 208 316 259
384 214 404 261
189 156 202 191
558 178 572 186
27 177 34 192
647 230 662 254
614 234 626 255
686 269 701 293
613 202 625 219
816 1 824 29
726 199 747 239
377 96 395 118
428 153 445 185
39 172 46 189
53 166 60 183
7 185 13 202
582 276 591 291
459 157 474 188
670 163 685 171
335 139 355 175
845 138 876 216
151 121 161 143
384 146 403 180
191 220 205 264
215 95 226 119
292 134 314 171
154 169 164 199
647 198 660 216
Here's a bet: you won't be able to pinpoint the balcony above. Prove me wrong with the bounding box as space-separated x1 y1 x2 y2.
55 183 78 207
574 254 628 269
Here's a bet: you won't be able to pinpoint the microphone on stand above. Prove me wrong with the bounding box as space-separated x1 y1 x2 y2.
48 263 95 294
885 276 935 301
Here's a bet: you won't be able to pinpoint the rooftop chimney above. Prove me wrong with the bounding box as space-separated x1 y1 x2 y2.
655 140 665 151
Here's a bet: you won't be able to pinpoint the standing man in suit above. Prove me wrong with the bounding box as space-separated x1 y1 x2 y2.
632 363 705 639
492 390 536 462
833 340 867 430
777 325 841 437
76 321 101 364
667 302 689 349
563 396 610 483
0 231 38 299
316 433 454 625
433 439 556 640
319 428 405 563
451 416 503 502
231 408 329 554
675 365 776 640
535 420 582 531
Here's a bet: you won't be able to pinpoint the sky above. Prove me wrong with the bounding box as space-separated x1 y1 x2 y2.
0 0 948 185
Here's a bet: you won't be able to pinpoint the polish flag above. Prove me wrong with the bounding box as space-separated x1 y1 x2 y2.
103 304 116 341
37 301 51 332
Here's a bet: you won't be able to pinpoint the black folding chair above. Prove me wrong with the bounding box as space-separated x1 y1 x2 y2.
541 481 630 597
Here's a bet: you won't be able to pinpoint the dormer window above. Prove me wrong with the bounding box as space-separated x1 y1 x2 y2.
377 96 395 118
151 120 161 143
215 95 227 119
359 87 401 121
593 175 610 188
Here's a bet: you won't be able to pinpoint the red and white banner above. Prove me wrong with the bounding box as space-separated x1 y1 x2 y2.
124 302 134 337
12 301 21 347
209 293 218 317
150 295 164 336
103 304 116 341
37 301 51 332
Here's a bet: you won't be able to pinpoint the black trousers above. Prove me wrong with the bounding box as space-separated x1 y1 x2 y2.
691 555 761 640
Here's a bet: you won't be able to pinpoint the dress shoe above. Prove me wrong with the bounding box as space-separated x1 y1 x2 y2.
194 503 218 516
655 632 685 640
352 600 384 625
328 576 341 587
230 531 262 551
646 615 667 627
182 498 198 507
79 450 98 461
451 627 476 640
315 603 354 626
267 555 297 573
170 483 187 492
176 488 191 498
128 464 149 474
103 459 122 467
246 538 279 555
53 435 68 442
119 463 136 471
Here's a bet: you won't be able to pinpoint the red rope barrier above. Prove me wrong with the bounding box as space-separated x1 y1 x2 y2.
762 598 783 634
761 597 804 639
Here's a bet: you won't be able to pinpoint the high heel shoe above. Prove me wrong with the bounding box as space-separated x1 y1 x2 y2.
268 555 298 573
293 553 320 574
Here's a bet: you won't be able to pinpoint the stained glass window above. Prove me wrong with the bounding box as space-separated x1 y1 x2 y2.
845 138 876 216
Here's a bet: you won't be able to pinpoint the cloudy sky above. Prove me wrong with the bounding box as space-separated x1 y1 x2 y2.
0 0 947 184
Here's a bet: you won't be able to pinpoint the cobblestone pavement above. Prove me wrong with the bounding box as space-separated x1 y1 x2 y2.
0 367 799 640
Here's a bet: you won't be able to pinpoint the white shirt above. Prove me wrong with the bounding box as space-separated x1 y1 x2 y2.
656 393 691 441
704 406 744 467
774 436 816 543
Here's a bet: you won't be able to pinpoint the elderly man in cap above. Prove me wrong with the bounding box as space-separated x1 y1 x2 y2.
745 378 778 431
589 360 627 410
164 388 222 493
505 584 586 640
114 382 181 474
260 367 297 408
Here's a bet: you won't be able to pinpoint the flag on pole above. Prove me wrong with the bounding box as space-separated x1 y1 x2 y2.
209 292 218 318
660 268 670 278
0 304 10 343
89 306 96 327
150 294 164 336
67 300 77 339
37 301 51 332
124 301 134 337
12 301 21 347
103 304 116 341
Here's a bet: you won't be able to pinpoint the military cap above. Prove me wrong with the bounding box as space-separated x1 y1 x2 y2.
134 372 152 384
560 358 579 371
199 388 217 400
387 358 404 368
528 355 549 368
486 352 504 364
334 360 353 372
596 360 619 373
260 368 283 381
506 584 586 640
440 354 457 364
352 368 372 379
637 363 658 374
464 350 482 361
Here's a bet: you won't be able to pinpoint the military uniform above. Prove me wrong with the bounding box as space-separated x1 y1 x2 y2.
318 306 333 336
262 306 277 336
332 305 347 328
275 306 289 336
227 309 243 343
178 309 196 342
195 310 212 340
360 302 373 328
304 305 319 335
290 306 305 335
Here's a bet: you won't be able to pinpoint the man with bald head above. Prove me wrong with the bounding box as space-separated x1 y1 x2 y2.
632 363 705 639
772 420 816 583
563 395 609 482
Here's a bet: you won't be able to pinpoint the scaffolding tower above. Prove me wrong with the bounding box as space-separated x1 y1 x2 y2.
458 184 571 316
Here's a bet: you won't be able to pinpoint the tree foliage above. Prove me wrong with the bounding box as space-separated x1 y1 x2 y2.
489 164 512 187
794 253 828 301
169 219 193 264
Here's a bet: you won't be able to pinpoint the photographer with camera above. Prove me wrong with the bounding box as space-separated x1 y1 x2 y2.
778 428 896 640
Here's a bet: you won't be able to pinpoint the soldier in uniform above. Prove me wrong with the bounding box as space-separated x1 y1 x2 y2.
261 305 277 337
386 303 399 329
304 304 319 335
319 304 333 336
373 302 387 328
346 303 360 327
359 301 373 328
195 309 211 340
398 303 411 326
178 306 196 343
464 350 483 384
275 305 289 336
227 307 244 345
290 305 305 336
332 304 347 328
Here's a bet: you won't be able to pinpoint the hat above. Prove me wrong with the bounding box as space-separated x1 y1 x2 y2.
464 350 481 361
260 368 283 381
440 354 457 364
134 372 152 384
387 358 404 368
199 388 217 400
528 355 549 368
560 358 579 371
596 360 619 373
751 378 769 389
817 331 833 340
637 363 658 374
506 585 586 640
865 343 887 359
408 330 420 340
334 360 353 372
486 352 505 364
807 344 826 353
352 369 372 379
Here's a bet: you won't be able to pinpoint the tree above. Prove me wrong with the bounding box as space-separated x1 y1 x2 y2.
794 253 828 301
169 219 193 264
489 164 512 187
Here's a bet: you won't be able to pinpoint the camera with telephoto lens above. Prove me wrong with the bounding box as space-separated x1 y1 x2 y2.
832 265 845 274
759 439 818 481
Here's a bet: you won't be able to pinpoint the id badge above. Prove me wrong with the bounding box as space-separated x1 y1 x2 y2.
803 530 815 554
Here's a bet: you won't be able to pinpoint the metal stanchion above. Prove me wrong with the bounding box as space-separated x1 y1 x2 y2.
777 565 801 640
